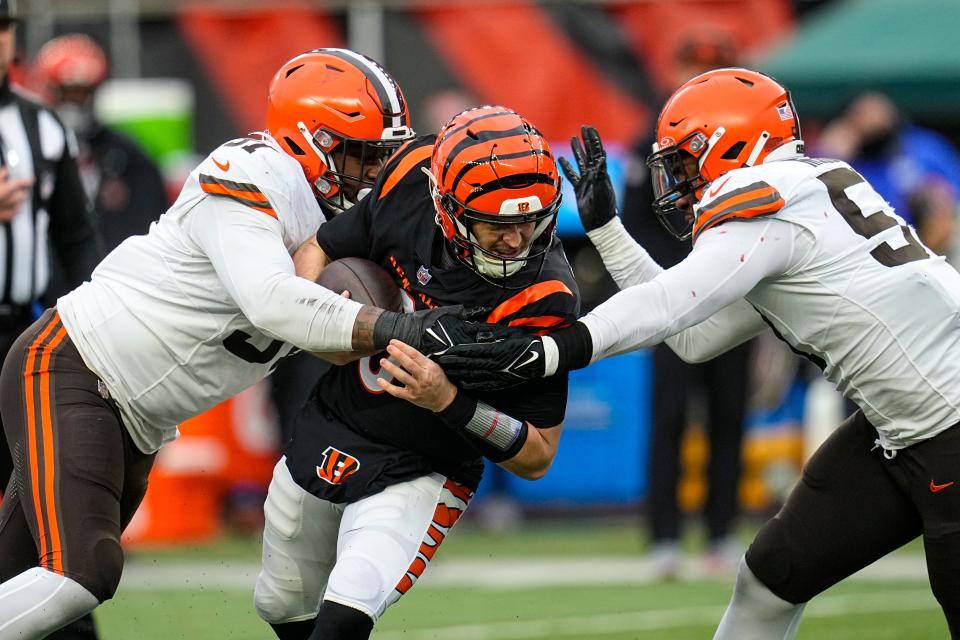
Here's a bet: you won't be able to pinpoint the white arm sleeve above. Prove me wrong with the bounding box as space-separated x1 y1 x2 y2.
189 199 363 352
585 215 768 362
585 217 663 288
580 217 794 363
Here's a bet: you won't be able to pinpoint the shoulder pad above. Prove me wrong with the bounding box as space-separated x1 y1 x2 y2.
487 273 579 335
198 136 290 219
693 168 784 242
377 135 435 202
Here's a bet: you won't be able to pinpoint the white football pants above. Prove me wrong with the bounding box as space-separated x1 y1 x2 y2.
254 458 471 623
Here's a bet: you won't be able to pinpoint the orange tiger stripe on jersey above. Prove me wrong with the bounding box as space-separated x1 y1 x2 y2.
378 145 432 201
199 175 277 218
506 315 567 329
487 280 573 324
693 181 784 241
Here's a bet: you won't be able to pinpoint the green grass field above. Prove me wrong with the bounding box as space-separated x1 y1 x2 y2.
94 520 947 640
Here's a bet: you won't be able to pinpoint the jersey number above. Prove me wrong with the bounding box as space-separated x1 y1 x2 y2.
223 138 272 154
224 330 284 364
817 167 928 268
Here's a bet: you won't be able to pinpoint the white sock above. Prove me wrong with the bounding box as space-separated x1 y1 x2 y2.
0 567 99 640
713 557 806 640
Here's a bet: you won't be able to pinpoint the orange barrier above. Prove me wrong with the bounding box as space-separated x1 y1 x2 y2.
123 381 279 547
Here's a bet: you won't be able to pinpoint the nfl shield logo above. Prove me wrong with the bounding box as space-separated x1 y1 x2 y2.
417 265 432 285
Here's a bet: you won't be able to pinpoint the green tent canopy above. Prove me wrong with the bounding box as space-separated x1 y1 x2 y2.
760 0 960 120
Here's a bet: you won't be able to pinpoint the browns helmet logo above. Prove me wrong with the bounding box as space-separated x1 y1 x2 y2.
316 446 360 485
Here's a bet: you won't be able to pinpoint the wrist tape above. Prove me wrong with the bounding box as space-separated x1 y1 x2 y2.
438 393 529 462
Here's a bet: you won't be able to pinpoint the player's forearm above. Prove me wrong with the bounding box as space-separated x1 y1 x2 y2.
542 279 738 375
435 393 532 467
247 274 364 352
586 217 663 289
293 235 332 282
547 223 782 373
497 424 559 480
664 299 766 363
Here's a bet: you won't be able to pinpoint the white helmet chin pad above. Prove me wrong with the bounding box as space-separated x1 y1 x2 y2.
474 245 530 278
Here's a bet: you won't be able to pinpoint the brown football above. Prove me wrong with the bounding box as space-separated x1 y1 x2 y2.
316 257 403 311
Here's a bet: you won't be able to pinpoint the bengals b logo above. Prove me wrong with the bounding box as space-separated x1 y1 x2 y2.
316 446 360 485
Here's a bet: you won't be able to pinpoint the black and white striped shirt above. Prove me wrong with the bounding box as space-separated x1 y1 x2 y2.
0 77 100 313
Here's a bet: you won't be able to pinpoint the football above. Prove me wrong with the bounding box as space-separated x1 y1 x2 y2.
316 257 403 311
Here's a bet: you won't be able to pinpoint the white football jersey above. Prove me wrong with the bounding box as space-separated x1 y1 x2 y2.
58 133 360 453
584 154 960 449
730 157 960 447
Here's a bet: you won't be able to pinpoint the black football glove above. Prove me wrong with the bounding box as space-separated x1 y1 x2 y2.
373 306 521 355
432 336 547 391
558 125 618 232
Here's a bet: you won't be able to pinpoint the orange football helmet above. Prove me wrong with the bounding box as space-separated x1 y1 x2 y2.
266 48 414 215
427 106 562 289
647 68 801 239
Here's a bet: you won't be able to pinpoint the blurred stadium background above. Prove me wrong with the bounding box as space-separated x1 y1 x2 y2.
11 0 960 637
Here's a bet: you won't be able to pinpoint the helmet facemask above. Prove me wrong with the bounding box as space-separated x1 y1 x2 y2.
648 131 712 240
298 121 411 215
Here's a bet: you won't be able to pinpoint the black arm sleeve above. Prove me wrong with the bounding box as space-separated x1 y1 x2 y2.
48 149 103 288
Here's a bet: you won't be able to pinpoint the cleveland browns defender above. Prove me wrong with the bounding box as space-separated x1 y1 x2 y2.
253 106 580 640
437 69 960 639
0 49 486 639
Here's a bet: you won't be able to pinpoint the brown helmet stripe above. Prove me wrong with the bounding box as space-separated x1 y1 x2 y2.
322 48 406 129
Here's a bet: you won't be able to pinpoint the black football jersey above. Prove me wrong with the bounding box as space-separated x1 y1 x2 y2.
288 136 580 501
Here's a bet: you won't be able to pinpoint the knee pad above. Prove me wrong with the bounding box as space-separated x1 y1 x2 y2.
324 554 385 618
745 518 811 605
84 536 125 602
254 562 320 625
255 574 295 624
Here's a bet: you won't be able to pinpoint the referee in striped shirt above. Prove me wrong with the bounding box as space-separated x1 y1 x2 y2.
0 0 101 497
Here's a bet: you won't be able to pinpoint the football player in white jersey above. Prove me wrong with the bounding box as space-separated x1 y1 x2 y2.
0 48 488 639
437 68 960 639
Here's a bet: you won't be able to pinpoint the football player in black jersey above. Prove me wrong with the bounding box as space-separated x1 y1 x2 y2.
253 106 580 640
